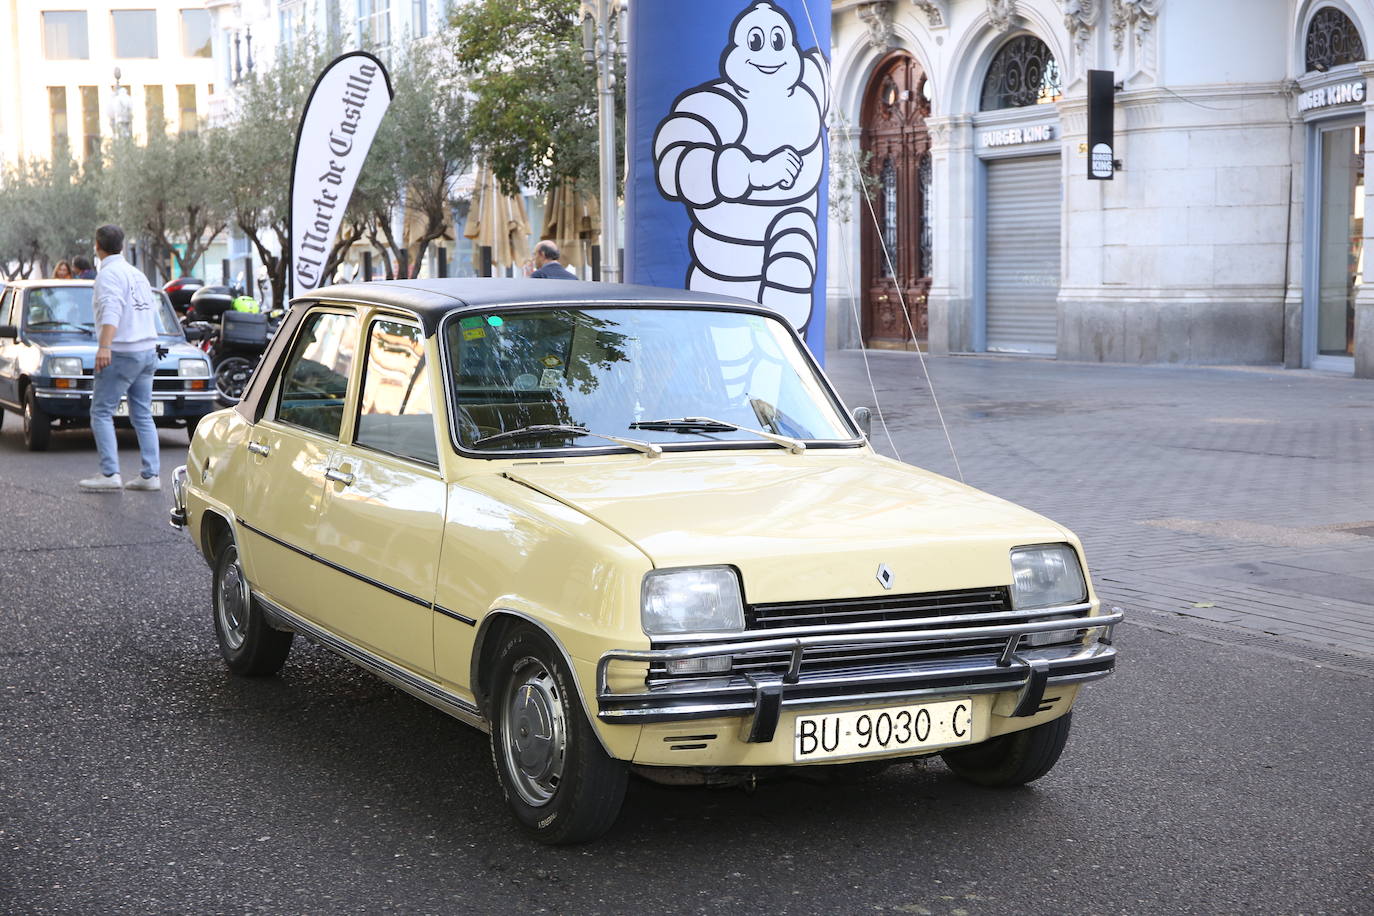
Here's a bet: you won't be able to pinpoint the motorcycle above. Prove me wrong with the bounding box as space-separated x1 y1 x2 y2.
185 283 283 404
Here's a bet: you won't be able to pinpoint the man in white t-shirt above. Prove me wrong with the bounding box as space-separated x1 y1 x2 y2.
79 224 163 492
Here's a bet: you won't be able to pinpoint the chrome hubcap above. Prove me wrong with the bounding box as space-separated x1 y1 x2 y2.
500 658 567 807
216 546 250 650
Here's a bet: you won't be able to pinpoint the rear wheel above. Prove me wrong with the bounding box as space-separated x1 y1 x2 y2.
214 357 255 403
212 539 292 676
489 626 628 844
23 388 50 451
940 712 1072 787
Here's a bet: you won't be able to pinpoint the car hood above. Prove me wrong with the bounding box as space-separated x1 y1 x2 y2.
31 336 205 365
500 451 1074 604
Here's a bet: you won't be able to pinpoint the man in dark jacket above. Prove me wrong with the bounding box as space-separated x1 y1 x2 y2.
530 240 578 280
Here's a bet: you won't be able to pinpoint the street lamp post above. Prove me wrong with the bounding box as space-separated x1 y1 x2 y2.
580 0 626 283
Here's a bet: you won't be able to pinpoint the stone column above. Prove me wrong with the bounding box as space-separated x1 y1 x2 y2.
926 113 974 355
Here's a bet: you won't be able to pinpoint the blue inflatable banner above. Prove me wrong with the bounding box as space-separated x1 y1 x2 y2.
626 0 830 360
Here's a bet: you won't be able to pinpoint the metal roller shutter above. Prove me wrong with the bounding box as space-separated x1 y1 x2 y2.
985 155 1062 354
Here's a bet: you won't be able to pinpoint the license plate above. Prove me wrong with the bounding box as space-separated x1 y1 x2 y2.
794 698 974 762
114 400 165 417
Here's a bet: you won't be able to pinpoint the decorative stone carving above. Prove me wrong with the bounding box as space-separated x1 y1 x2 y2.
857 1 896 52
911 0 948 28
1062 0 1099 53
987 0 1018 33
1111 0 1162 53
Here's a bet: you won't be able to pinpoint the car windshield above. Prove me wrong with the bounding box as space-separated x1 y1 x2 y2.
445 307 854 452
23 286 181 336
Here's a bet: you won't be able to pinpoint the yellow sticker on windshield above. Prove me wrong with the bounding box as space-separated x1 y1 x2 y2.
541 355 563 368
463 327 485 341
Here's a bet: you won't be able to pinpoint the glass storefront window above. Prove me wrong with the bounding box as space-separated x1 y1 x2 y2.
1317 125 1363 359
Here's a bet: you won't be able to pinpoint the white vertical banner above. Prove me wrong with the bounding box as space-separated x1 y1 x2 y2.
289 51 394 300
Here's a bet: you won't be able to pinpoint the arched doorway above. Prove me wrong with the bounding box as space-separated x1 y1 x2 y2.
860 52 932 348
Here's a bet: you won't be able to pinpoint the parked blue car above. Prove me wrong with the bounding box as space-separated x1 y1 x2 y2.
0 279 217 451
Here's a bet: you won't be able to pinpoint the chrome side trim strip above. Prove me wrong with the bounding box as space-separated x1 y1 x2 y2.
253 592 489 734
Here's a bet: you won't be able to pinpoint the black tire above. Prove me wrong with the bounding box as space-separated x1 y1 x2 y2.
23 388 51 451
212 539 293 676
214 356 255 403
489 625 628 844
940 712 1072 787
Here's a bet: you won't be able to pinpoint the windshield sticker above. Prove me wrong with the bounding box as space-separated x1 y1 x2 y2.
459 316 483 329
462 326 486 341
539 368 565 388
486 315 505 327
541 355 563 368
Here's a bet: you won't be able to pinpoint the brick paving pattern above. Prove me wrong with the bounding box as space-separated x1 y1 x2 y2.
826 351 1374 663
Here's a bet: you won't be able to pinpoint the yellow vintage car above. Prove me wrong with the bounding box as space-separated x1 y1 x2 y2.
172 279 1119 843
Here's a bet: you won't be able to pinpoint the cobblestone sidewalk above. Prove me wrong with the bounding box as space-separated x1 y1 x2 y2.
827 350 1374 669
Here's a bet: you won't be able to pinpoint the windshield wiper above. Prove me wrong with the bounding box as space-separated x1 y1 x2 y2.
472 424 662 457
629 416 806 454
26 321 87 331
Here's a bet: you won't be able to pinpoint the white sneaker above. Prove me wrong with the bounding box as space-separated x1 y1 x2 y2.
79 473 124 491
125 474 162 491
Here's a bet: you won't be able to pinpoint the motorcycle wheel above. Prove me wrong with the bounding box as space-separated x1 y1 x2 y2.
214 356 256 404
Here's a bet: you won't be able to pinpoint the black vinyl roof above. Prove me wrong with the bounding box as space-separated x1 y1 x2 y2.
299 279 774 336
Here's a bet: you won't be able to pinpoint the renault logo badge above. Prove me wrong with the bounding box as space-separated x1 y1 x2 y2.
876 563 894 590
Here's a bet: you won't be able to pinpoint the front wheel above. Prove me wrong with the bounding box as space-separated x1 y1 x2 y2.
23 388 51 451
940 712 1072 787
489 626 628 844
212 539 293 676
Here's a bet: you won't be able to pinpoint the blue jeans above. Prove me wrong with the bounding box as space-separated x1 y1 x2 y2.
91 348 160 478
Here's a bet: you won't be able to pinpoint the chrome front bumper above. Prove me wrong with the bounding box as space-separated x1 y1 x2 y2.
169 465 189 529
596 608 1122 742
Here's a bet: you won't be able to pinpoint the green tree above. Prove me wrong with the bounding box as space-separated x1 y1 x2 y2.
0 152 99 279
219 44 331 307
102 129 227 281
358 39 473 278
448 0 622 196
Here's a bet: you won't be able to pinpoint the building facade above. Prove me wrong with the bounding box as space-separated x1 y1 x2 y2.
0 0 217 163
828 0 1374 378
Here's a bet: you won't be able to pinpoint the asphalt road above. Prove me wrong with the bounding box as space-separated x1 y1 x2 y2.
1 421 1370 915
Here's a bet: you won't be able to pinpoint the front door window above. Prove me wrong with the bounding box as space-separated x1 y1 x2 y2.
1317 125 1363 360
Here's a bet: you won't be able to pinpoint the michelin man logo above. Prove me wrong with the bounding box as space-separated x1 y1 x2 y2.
653 1 830 330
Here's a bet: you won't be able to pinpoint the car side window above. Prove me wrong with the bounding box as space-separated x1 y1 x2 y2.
275 310 358 439
0 289 14 325
354 319 438 465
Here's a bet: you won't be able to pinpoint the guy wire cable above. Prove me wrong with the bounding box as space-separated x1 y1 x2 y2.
796 0 966 483
832 138 902 460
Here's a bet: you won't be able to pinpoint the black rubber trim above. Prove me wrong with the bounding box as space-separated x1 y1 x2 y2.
237 517 435 612
434 605 477 626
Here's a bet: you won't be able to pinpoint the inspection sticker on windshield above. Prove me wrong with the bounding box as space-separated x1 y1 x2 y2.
541 355 563 368
539 368 564 388
794 698 973 761
460 316 486 340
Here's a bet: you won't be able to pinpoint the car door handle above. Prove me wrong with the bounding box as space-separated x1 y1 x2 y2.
324 467 354 486
247 441 270 457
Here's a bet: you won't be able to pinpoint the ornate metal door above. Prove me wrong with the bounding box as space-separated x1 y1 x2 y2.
861 52 932 348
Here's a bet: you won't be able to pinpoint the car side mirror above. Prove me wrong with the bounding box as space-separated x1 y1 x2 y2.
852 406 872 439
183 325 204 341
0 324 17 340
